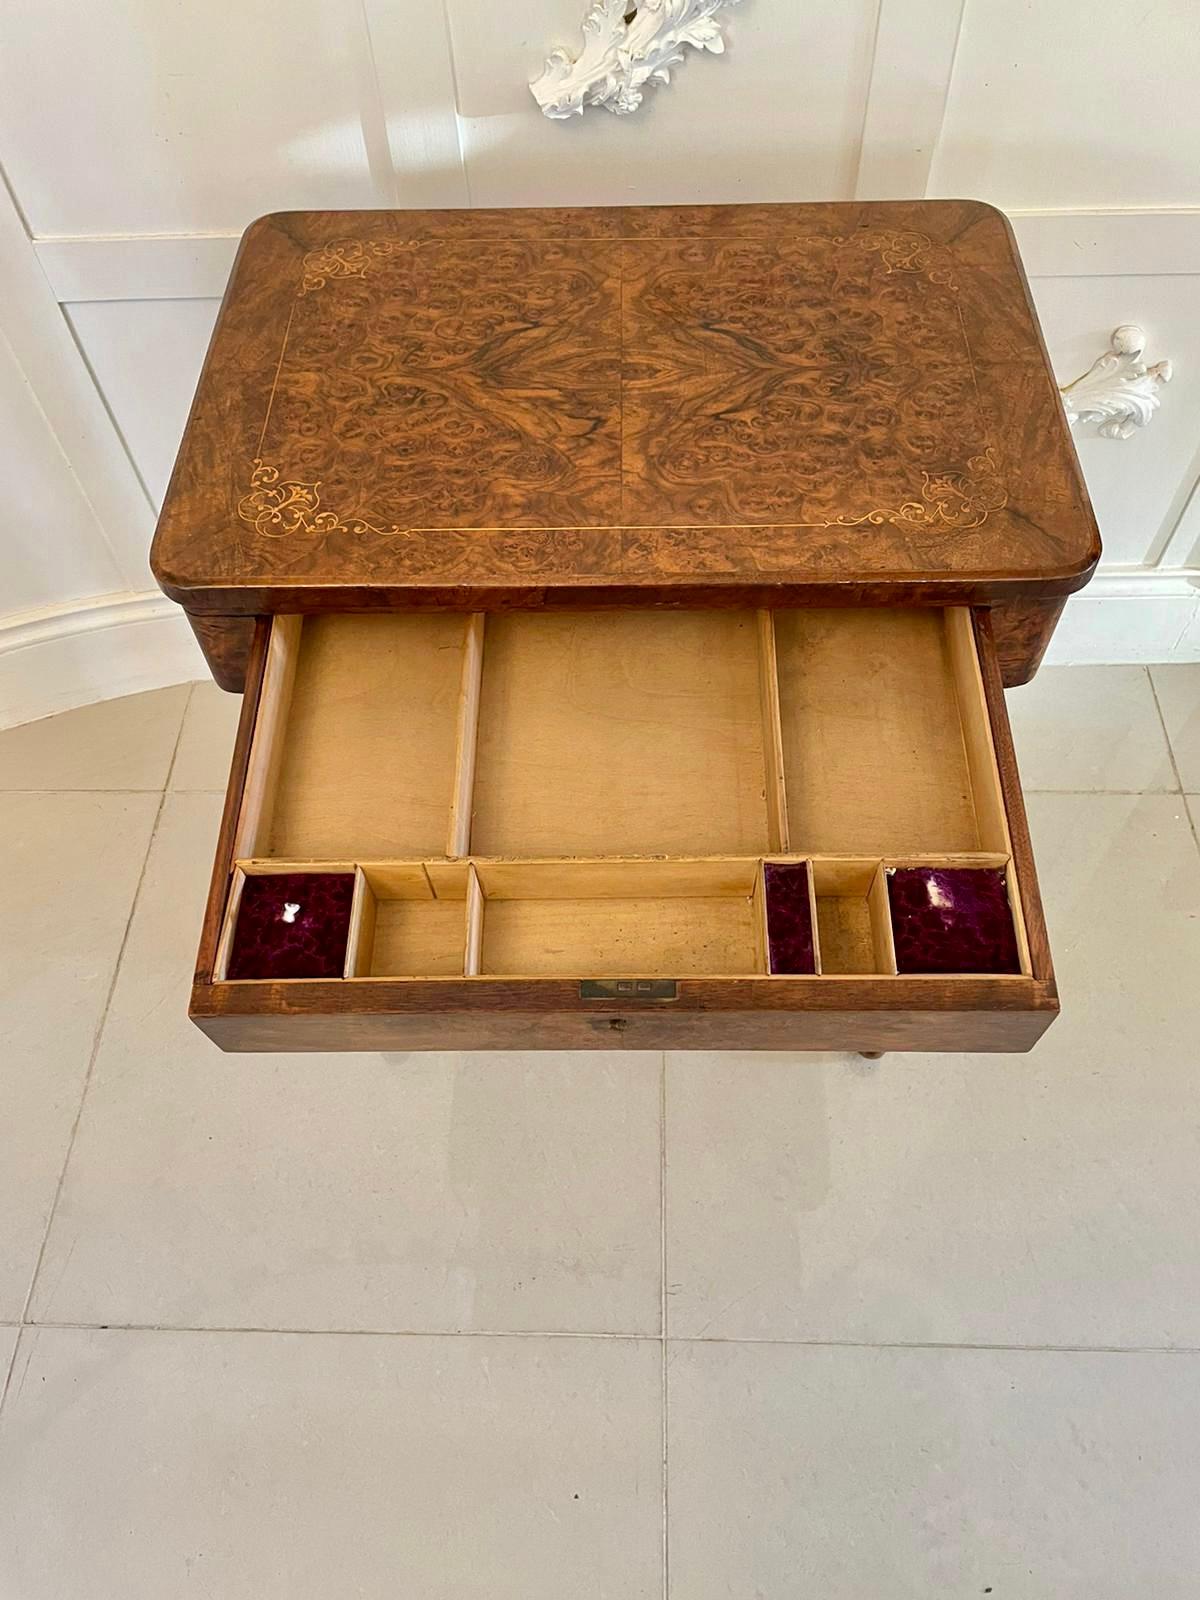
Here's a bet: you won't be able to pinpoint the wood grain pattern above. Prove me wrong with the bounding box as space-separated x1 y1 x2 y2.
991 594 1069 686
190 975 1058 1054
186 613 256 692
153 201 1098 691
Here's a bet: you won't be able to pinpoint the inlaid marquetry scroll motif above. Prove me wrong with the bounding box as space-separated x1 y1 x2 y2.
300 239 418 295
237 459 404 538
854 228 960 291
838 449 1007 533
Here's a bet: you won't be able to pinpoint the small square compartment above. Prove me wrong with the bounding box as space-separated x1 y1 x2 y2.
887 865 1022 975
224 869 355 980
345 863 470 978
810 859 896 975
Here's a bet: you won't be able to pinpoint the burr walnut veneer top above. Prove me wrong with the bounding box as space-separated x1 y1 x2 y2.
151 201 1099 614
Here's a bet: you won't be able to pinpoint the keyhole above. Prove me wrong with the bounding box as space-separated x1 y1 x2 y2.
624 6 637 22
281 902 301 924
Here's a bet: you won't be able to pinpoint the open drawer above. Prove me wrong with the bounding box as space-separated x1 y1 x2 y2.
192 606 1056 1052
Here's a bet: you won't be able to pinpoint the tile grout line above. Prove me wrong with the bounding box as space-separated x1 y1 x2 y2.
1184 793 1200 858
0 685 198 797
659 1051 669 1600
1146 669 1200 857
669 1333 1200 1355
0 691 193 1423
5 1320 1200 1357
0 787 176 795
163 686 196 794
15 1322 664 1340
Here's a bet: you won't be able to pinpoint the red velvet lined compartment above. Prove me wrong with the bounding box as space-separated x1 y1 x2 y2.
887 867 1020 976
227 872 355 980
763 861 817 975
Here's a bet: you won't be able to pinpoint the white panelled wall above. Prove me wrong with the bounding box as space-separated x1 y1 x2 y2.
0 0 1197 727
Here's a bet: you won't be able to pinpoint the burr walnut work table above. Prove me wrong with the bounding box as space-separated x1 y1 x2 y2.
151 201 1099 1054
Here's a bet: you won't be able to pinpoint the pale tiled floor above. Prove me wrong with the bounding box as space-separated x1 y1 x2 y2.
0 665 1198 1597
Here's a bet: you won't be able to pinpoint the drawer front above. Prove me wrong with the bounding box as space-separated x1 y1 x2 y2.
191 607 1056 1053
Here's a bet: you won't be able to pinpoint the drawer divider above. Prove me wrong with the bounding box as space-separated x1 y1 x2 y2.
751 862 769 974
944 607 1010 855
756 610 790 853
464 862 484 976
447 614 486 858
867 863 899 975
344 866 378 979
231 614 302 860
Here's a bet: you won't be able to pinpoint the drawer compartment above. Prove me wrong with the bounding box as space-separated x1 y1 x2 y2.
474 860 764 979
471 612 768 858
192 606 1055 1052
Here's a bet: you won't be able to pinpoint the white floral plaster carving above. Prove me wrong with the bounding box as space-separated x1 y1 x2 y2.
530 0 743 119
1060 324 1173 440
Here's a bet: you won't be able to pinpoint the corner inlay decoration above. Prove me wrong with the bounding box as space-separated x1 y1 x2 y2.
300 239 416 295
842 450 1007 533
237 459 404 539
530 0 743 119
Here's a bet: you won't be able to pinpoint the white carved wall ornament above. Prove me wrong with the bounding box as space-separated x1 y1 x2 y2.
529 0 743 119
1059 324 1173 440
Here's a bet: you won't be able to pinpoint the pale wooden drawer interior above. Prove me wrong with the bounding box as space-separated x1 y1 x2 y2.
212 606 1035 988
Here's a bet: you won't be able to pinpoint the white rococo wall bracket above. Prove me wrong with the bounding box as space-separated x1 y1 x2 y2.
1059 324 1173 439
530 0 742 118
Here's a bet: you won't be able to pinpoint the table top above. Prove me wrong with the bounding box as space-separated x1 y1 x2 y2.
151 201 1099 615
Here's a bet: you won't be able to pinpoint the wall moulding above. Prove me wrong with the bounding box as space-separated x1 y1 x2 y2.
0 590 205 730
529 0 743 119
1060 324 1173 440
1009 208 1200 277
1045 568 1200 665
31 210 1200 304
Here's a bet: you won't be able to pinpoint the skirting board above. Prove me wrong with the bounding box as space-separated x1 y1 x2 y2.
1 576 1198 731
1045 569 1200 666
0 590 206 731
